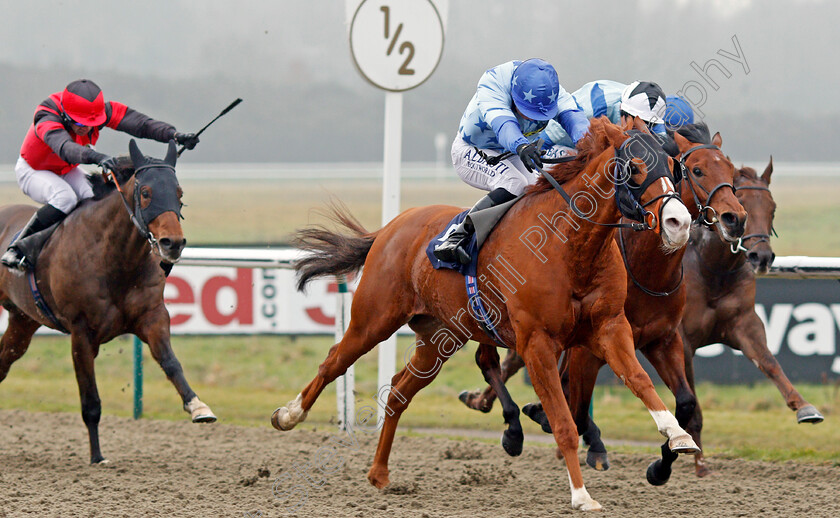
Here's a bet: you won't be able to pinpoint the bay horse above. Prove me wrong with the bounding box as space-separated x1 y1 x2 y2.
0 140 216 464
272 117 699 511
459 123 748 484
680 159 824 477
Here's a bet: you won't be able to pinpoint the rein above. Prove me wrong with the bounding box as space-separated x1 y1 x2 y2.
677 144 736 227
617 223 684 297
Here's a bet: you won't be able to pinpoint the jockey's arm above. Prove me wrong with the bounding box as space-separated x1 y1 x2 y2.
475 63 528 153
557 108 590 145
106 102 177 143
40 125 107 165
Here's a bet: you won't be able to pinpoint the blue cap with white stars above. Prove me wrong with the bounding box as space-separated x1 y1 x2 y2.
511 59 560 121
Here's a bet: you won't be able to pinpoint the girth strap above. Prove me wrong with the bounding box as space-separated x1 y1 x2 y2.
28 272 69 334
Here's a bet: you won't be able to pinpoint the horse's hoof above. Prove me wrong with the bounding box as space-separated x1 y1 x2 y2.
695 461 712 478
192 412 217 423
646 460 671 486
586 450 610 471
501 429 523 457
271 394 308 431
271 407 295 431
367 467 390 489
91 458 110 465
796 405 824 424
522 403 552 434
668 434 701 454
458 390 492 413
571 491 602 511
185 397 217 423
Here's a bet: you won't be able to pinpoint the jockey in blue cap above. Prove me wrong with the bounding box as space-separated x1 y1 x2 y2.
433 58 590 264
663 95 695 130
541 80 668 148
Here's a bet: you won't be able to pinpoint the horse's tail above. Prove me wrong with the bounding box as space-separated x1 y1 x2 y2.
293 201 378 292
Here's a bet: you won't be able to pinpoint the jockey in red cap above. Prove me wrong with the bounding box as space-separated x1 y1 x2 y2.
2 79 199 271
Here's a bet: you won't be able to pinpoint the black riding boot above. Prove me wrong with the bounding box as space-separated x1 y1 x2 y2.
1 204 67 271
433 188 516 265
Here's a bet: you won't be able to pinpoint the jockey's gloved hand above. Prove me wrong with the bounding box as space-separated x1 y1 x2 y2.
516 142 542 173
174 132 200 150
97 155 119 173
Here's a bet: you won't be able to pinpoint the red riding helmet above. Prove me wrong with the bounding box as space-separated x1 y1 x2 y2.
60 79 107 126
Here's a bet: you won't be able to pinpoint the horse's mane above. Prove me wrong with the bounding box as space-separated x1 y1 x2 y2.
659 122 712 158
89 156 136 200
525 117 615 196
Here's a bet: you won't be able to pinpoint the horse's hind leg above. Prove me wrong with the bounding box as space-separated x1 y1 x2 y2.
459 348 525 413
70 332 107 464
272 288 411 431
368 332 454 489
465 343 524 457
135 308 215 423
0 307 41 382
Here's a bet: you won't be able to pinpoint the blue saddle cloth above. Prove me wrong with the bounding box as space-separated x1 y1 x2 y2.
425 210 479 276
425 210 507 347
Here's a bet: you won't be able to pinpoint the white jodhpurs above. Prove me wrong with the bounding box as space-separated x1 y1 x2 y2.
15 156 93 213
451 137 576 196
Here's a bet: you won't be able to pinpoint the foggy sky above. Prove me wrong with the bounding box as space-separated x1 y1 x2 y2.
0 0 837 163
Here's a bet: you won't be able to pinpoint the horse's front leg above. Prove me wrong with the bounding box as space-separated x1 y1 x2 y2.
594 317 700 456
70 331 106 464
519 331 601 511
725 311 824 424
135 308 216 423
641 332 697 485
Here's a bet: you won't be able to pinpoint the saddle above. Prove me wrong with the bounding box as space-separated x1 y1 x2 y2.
15 222 61 270
426 196 522 276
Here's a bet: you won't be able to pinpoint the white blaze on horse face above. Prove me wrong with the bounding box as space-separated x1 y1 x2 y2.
660 195 691 249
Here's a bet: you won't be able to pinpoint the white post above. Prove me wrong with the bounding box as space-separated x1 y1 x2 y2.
377 91 402 426
334 276 354 431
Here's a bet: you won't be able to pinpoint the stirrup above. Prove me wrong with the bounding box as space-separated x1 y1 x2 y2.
433 240 472 264
1 248 28 272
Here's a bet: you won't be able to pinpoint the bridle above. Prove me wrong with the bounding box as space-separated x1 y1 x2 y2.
537 132 681 233
729 183 777 254
675 144 736 227
106 163 182 256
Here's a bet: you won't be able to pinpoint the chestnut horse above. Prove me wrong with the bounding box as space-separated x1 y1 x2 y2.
459 123 748 485
272 118 698 511
0 140 215 464
680 159 824 477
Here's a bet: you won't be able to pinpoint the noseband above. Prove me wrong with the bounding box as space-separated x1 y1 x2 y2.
729 184 777 254
677 144 736 227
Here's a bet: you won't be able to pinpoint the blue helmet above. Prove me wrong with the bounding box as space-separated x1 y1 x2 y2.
511 59 560 121
664 95 694 129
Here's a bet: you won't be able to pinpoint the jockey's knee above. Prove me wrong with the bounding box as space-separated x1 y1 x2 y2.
48 190 79 214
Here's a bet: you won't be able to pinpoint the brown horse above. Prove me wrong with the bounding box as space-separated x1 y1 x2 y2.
271 117 699 511
0 140 215 464
459 123 748 485
680 159 824 477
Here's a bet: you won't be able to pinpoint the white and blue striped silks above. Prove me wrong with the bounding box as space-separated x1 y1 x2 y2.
457 61 589 154
542 80 666 148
